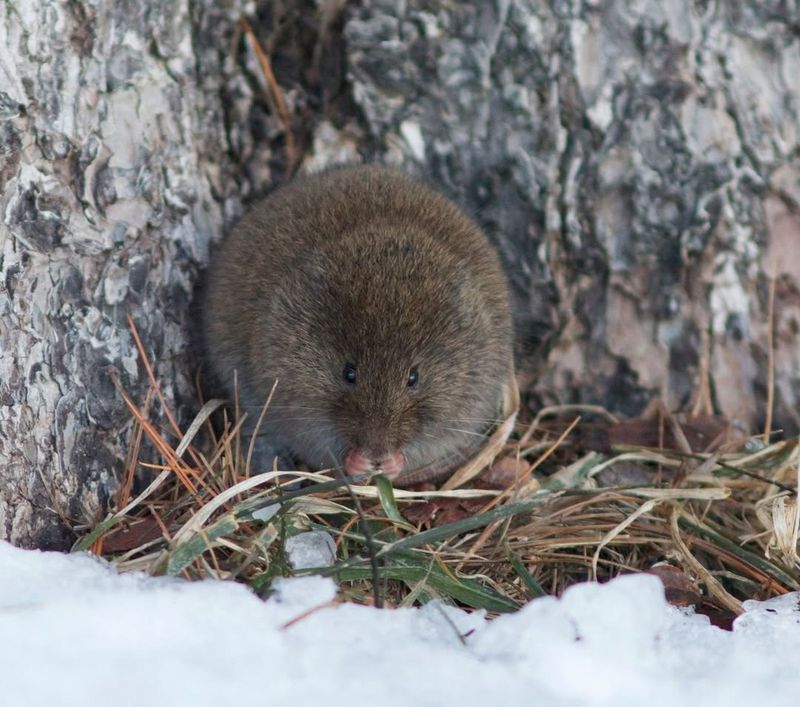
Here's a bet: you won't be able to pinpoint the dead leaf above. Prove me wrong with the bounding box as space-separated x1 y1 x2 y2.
101 517 165 553
479 457 530 489
646 563 702 607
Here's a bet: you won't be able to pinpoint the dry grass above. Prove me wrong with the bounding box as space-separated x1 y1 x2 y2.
66 14 800 620
71 322 800 622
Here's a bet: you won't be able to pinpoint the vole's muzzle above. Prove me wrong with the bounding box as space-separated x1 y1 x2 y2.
344 448 404 480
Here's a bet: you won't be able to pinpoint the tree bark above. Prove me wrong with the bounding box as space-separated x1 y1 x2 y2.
343 0 800 429
2 0 799 547
0 0 270 547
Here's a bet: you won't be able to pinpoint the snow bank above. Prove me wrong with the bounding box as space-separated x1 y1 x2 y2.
0 540 798 707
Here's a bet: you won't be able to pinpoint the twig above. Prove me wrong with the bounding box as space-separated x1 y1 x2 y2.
126 316 207 476
691 326 714 416
592 499 658 580
335 468 384 609
281 600 340 630
670 507 743 615
240 17 297 178
118 386 153 511
763 273 776 444
245 380 279 477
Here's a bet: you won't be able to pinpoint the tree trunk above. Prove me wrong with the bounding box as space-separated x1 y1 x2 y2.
0 0 269 547
2 0 798 547
342 0 800 429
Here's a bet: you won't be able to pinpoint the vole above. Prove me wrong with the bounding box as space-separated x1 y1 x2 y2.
202 165 513 486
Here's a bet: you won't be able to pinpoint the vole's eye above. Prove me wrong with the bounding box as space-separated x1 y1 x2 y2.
407 367 419 388
343 363 357 385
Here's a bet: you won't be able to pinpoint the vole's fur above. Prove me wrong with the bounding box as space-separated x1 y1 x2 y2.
203 165 513 484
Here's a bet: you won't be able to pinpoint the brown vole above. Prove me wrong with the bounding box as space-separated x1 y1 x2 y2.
203 165 513 485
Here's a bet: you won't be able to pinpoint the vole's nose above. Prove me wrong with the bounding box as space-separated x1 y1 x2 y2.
344 449 405 480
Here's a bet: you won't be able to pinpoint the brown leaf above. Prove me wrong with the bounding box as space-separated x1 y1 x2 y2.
403 497 487 527
695 600 737 631
595 460 664 487
579 415 736 454
101 517 165 552
436 500 478 525
403 502 438 527
646 563 702 607
478 457 530 490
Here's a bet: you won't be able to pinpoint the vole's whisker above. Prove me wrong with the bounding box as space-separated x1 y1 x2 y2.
443 417 501 423
237 404 325 412
440 427 491 438
239 413 329 422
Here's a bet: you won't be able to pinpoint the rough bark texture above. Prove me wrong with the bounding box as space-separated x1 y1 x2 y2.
2 0 799 547
0 0 273 547
341 0 800 427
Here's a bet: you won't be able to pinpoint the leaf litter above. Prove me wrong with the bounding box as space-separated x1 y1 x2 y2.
71 320 800 627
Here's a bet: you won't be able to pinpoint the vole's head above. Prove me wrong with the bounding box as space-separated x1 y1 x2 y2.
265 225 513 483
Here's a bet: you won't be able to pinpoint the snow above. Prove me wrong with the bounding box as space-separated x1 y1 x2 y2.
285 529 337 569
1 541 798 707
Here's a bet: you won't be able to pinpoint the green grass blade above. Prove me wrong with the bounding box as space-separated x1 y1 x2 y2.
375 475 405 525
678 515 800 589
376 495 550 557
166 515 239 576
508 551 547 598
72 515 125 552
332 555 519 613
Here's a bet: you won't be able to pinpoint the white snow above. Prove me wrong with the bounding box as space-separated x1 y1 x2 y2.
1 540 798 707
285 530 337 569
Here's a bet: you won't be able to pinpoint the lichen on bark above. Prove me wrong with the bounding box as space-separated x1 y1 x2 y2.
0 0 259 547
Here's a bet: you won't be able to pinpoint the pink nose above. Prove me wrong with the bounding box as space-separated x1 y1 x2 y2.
344 449 405 480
